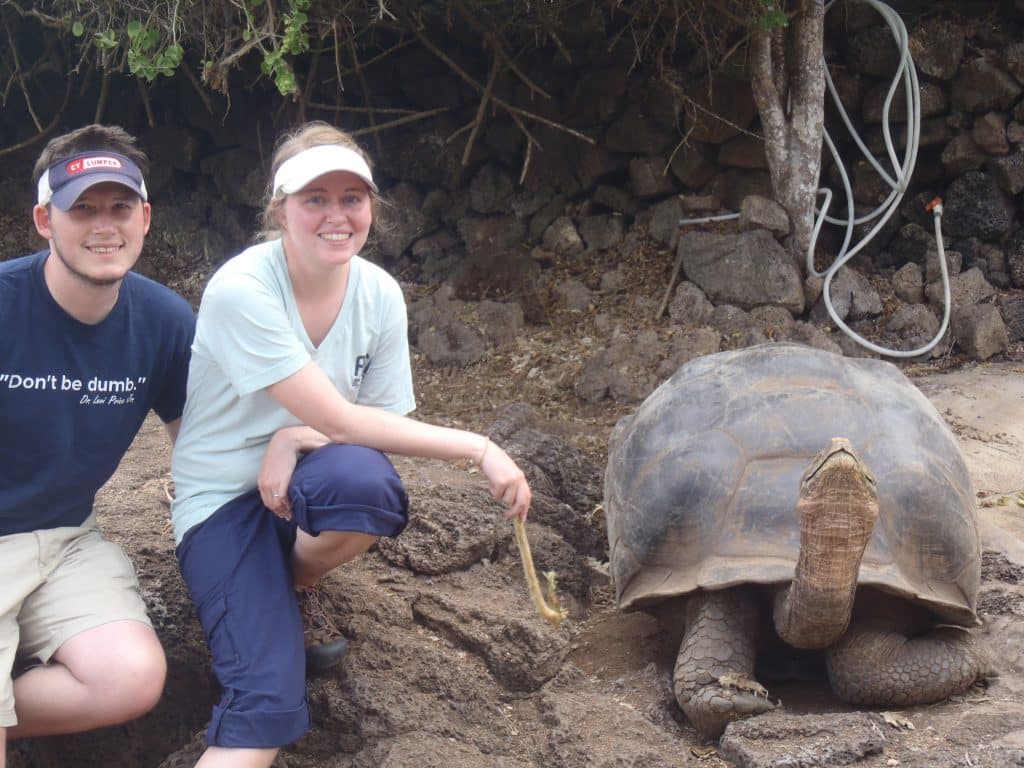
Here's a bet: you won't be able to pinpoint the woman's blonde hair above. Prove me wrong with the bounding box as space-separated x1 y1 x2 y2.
258 121 378 241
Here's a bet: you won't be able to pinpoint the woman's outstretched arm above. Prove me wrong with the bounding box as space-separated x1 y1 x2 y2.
267 362 531 520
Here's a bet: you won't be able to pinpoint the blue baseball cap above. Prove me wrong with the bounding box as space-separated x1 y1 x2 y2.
37 151 148 211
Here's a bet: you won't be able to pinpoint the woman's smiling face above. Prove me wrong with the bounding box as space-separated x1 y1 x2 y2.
279 170 372 270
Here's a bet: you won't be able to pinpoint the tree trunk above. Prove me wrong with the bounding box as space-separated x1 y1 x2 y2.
750 0 826 263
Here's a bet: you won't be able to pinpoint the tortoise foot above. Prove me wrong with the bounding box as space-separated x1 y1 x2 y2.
678 680 777 741
827 623 992 706
674 588 774 741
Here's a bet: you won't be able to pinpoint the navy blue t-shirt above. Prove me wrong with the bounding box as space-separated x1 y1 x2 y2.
0 250 196 535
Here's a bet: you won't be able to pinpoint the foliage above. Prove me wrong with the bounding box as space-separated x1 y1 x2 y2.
758 0 790 30
0 0 808 171
1 0 786 97
126 20 184 81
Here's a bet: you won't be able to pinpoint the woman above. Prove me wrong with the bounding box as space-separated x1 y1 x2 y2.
170 121 531 767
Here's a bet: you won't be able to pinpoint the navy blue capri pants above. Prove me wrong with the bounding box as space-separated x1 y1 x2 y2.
176 444 409 748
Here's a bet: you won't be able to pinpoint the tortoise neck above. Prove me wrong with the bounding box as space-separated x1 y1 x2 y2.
773 452 879 649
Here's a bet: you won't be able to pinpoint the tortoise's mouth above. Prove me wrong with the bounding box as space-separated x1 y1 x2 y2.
801 437 876 490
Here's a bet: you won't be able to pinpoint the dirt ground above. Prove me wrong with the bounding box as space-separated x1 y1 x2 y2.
12 354 1023 767
8 237 1024 766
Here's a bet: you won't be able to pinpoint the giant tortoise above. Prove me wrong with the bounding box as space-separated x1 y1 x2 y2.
604 342 989 740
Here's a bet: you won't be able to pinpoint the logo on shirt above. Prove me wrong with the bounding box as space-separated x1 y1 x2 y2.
352 354 371 388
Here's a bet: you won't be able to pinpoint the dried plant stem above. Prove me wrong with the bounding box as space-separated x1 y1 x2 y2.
513 518 567 628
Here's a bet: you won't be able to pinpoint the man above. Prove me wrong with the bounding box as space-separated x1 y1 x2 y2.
0 124 195 767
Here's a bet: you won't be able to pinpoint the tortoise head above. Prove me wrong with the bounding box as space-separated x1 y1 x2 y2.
799 437 877 502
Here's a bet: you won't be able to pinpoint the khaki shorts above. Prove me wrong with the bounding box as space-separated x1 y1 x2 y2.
0 515 151 728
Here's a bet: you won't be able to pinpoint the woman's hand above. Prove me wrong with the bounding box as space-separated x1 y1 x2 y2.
258 430 301 520
258 426 331 519
479 439 531 522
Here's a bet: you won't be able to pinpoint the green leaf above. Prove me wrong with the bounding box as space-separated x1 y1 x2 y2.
758 0 789 30
166 44 184 66
94 29 118 49
259 55 276 75
72 21 85 37
274 69 297 95
126 20 143 39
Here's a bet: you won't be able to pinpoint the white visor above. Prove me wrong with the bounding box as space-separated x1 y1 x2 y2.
272 145 377 196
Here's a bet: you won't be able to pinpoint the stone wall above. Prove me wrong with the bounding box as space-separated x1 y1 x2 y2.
2 0 1023 366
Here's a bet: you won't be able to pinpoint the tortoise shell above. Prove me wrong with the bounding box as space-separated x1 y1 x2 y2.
604 343 980 625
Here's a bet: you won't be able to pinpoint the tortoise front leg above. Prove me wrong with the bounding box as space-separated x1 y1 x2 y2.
826 623 992 706
673 587 776 741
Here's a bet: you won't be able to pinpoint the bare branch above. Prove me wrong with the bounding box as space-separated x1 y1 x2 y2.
461 50 501 166
348 105 450 137
305 103 417 115
137 77 155 128
94 70 110 124
332 19 344 92
347 30 383 157
0 71 71 158
789 0 825 122
376 0 396 21
335 38 414 77
750 25 786 173
3 16 42 130
452 0 551 101
179 59 216 115
517 132 533 185
663 123 697 176
679 90 763 141
770 24 786 99
414 27 595 146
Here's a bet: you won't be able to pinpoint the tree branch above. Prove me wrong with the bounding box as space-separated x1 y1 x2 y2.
461 49 501 166
347 32 383 157
348 105 450 137
749 25 787 180
413 27 594 146
0 70 72 158
3 16 42 130
451 0 551 101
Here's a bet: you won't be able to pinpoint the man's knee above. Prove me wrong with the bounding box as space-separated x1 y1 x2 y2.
59 621 167 720
109 639 167 717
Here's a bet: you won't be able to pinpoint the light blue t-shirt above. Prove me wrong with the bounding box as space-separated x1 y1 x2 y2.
170 239 415 543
